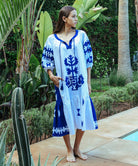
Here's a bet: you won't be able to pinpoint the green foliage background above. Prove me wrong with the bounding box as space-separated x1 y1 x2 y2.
0 0 137 76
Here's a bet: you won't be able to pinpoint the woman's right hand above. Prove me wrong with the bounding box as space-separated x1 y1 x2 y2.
47 69 63 88
50 75 63 88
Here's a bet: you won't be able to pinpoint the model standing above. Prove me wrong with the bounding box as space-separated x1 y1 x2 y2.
42 6 98 162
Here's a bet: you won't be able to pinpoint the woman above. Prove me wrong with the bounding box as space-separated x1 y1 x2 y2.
42 6 98 162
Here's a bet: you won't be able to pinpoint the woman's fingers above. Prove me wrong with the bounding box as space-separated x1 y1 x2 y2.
57 76 64 81
52 76 64 87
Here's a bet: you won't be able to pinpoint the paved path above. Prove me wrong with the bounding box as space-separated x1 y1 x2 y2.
12 107 138 166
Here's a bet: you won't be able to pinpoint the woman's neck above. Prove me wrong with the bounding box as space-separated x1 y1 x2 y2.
60 26 75 36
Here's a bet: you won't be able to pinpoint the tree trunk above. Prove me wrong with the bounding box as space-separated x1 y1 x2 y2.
16 35 29 78
118 0 133 82
135 0 138 50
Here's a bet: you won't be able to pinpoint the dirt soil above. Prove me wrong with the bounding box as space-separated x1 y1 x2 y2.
99 102 132 119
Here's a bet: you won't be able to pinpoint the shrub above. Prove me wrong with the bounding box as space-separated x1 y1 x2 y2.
109 69 117 86
126 81 138 105
104 87 130 103
0 101 55 152
92 81 138 119
92 95 114 119
133 71 138 81
117 75 127 86
126 81 138 95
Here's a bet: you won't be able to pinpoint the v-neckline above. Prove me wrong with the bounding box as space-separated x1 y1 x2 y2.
54 30 78 49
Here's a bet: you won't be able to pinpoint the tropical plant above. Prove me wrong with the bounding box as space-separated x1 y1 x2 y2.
20 64 53 109
0 122 16 166
36 11 53 49
15 0 45 77
73 0 107 29
0 0 35 49
0 56 54 113
118 0 133 82
36 0 107 51
0 67 15 119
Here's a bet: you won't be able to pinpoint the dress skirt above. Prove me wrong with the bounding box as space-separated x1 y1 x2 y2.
52 86 98 137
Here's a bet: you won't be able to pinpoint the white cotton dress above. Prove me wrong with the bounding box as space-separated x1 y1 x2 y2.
42 30 98 136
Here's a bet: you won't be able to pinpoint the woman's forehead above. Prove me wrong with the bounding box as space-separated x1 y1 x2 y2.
69 10 77 16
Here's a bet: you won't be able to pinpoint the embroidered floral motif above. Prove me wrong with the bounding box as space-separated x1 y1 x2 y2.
64 55 84 90
53 126 69 135
87 55 93 63
42 47 54 61
83 40 92 55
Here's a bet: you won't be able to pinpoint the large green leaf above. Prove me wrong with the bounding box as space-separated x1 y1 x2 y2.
73 0 98 14
73 0 107 29
29 54 40 72
85 0 98 11
77 7 107 29
37 11 53 49
0 0 34 49
3 82 12 97
73 0 83 14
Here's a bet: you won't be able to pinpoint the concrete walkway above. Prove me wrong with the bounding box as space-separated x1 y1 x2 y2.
12 107 138 166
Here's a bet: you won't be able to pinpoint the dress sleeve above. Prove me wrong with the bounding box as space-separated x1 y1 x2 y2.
83 32 93 68
41 37 55 72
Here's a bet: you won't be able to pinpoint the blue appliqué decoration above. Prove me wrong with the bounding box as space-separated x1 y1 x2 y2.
77 109 81 116
42 47 54 61
83 40 92 55
64 55 84 90
87 55 93 63
82 99 84 105
46 63 51 67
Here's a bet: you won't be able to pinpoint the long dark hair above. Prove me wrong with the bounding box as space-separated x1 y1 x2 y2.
54 6 76 34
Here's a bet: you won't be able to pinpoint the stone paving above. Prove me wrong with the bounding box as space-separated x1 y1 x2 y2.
11 107 138 166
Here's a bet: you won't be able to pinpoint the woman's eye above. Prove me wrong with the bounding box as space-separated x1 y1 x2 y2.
72 15 76 18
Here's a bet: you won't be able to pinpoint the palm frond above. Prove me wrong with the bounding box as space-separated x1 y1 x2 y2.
0 0 34 49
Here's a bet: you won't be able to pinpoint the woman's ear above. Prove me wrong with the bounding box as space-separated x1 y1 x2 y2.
62 16 67 23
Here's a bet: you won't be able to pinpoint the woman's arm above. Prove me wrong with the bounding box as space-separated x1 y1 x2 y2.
87 67 91 95
47 69 63 88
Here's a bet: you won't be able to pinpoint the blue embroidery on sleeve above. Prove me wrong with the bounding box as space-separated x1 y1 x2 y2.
64 55 84 90
42 47 54 61
87 55 93 63
83 40 92 55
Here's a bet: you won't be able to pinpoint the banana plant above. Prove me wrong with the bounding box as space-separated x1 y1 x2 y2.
0 0 34 49
36 11 53 50
73 0 107 29
15 0 45 77
36 0 107 49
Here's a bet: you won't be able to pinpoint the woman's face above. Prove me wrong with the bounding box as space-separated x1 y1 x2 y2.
64 10 78 28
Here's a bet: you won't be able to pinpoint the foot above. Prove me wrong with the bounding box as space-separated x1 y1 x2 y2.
66 151 76 163
73 149 88 160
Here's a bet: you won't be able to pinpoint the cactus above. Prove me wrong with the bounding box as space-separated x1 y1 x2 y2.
11 87 31 166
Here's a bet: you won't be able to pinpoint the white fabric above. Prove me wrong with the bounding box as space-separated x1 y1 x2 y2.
42 30 97 135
